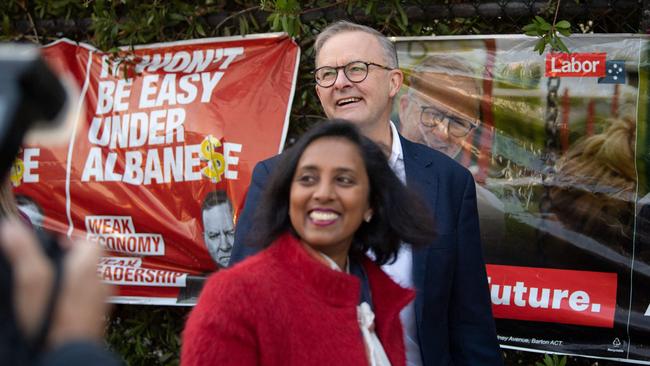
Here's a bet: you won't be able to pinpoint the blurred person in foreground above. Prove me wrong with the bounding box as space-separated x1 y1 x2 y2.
182 122 436 366
398 54 505 248
229 21 502 365
0 194 121 365
0 43 120 365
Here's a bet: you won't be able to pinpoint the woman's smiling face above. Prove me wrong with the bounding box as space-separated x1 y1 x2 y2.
289 136 372 258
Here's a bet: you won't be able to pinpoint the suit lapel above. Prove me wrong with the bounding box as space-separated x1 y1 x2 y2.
400 135 438 226
400 135 438 332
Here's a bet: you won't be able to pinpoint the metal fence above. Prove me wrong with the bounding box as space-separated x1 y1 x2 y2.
10 0 647 41
392 0 644 34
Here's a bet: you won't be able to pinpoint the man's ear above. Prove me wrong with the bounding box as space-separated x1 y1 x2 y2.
398 93 410 117
388 69 404 98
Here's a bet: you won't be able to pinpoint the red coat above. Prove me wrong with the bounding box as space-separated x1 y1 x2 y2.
181 232 415 366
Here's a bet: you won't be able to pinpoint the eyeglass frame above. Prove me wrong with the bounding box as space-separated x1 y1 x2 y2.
409 95 480 138
313 60 394 88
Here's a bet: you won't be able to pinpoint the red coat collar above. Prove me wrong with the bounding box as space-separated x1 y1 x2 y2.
266 232 415 320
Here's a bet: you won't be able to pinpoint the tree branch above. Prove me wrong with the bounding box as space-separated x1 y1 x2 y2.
18 2 40 43
552 0 561 26
214 6 261 33
300 0 348 15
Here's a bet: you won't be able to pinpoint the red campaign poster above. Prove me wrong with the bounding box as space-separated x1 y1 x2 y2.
11 34 300 305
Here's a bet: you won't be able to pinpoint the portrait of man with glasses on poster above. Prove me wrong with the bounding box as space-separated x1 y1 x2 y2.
397 54 505 248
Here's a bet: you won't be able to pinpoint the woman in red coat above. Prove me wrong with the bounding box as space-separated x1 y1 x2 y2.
182 121 435 366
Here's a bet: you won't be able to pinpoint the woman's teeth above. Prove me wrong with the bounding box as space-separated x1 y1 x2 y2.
309 211 339 221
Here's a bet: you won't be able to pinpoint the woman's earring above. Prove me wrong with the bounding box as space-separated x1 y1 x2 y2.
364 212 373 223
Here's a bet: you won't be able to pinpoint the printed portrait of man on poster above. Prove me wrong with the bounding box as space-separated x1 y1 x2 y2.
393 34 650 362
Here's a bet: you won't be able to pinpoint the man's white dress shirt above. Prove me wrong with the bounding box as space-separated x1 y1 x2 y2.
382 122 423 366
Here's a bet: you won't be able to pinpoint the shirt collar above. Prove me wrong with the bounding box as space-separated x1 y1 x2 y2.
388 121 404 171
317 251 350 273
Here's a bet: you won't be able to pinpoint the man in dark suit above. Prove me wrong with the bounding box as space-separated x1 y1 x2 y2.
229 21 502 365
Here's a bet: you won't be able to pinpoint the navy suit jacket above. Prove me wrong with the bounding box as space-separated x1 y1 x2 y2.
229 135 502 365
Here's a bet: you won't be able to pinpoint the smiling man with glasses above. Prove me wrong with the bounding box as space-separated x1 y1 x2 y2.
312 27 403 153
398 53 507 259
230 21 502 366
419 102 479 137
398 55 482 159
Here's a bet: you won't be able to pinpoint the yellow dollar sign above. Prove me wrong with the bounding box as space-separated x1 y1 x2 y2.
200 135 226 183
10 158 24 187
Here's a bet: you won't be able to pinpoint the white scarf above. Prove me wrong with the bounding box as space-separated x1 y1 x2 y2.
318 253 392 366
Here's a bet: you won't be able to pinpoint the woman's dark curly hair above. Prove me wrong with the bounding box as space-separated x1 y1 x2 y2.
249 120 436 265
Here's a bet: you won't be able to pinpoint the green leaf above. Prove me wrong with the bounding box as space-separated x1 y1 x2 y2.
556 38 570 53
196 21 206 37
281 14 289 33
534 15 546 24
2 14 11 34
543 354 553 366
558 28 571 37
412 22 422 34
346 1 354 13
522 23 538 32
287 0 300 11
539 22 551 31
534 38 547 54
559 355 567 366
556 20 571 29
436 23 450 35
51 0 67 10
239 17 247 35
396 2 408 27
293 17 302 36
270 13 280 30
288 17 296 36
364 1 374 15
248 12 260 30
169 12 185 22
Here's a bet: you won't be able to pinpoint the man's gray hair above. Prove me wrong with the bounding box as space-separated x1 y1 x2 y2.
408 54 482 94
411 54 478 81
314 21 398 68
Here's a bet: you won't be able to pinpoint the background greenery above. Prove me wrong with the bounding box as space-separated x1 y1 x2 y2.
1 1 644 365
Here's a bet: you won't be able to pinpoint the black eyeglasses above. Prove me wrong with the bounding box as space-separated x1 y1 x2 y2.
417 101 479 137
313 60 394 88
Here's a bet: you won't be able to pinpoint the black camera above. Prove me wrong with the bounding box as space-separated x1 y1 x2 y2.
0 44 69 364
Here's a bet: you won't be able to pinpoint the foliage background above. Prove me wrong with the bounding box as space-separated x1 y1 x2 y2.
1 1 645 365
